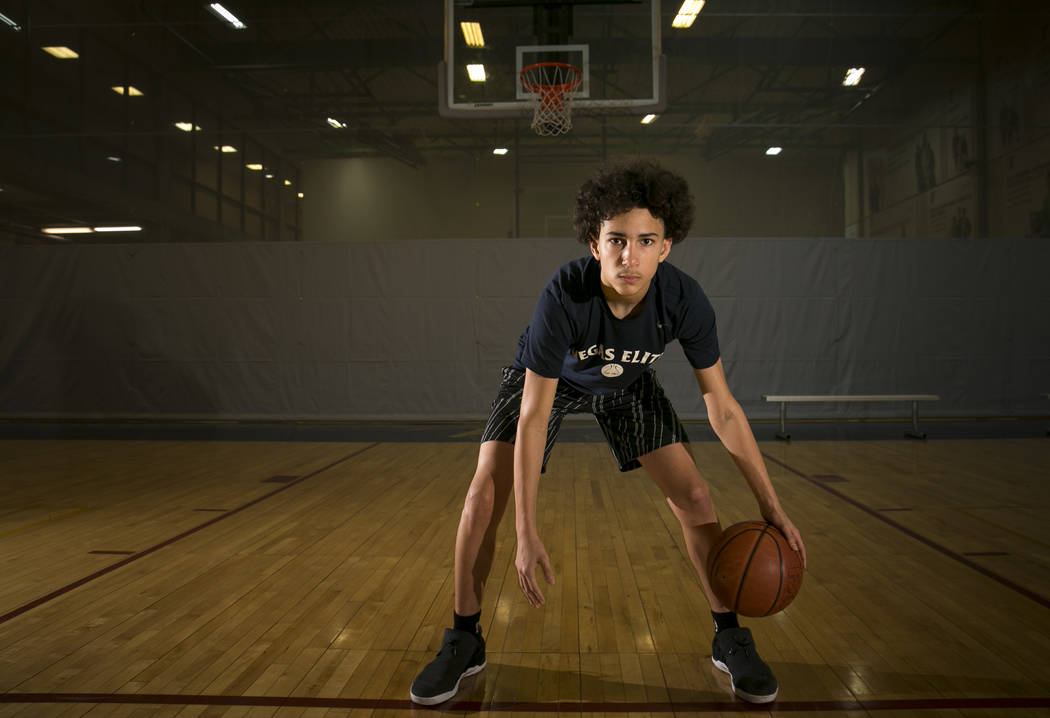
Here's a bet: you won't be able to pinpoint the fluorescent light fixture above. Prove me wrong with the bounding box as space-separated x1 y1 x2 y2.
212 145 238 153
107 155 122 162
93 225 142 232
466 64 486 82
297 192 304 199
42 46 78 59
326 117 347 129
0 12 20 31
842 67 866 86
672 0 705 28
207 3 246 30
43 226 93 234
766 146 782 156
174 122 202 132
492 147 509 155
460 21 484 48
246 163 263 171
641 114 658 124
283 179 292 186
111 85 144 96
264 173 274 179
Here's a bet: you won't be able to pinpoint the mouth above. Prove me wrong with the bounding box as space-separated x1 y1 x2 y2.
618 274 642 283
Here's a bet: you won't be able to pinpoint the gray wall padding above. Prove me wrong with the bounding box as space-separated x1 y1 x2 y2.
1 238 1046 420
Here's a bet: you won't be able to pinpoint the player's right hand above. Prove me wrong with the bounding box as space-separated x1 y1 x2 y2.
515 533 555 607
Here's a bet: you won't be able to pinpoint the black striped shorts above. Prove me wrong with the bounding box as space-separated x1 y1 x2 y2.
480 366 688 473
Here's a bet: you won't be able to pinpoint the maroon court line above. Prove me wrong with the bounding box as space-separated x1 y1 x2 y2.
0 443 381 626
0 693 1048 713
761 452 1050 610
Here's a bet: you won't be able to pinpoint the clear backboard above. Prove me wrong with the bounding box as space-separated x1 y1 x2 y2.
440 0 664 120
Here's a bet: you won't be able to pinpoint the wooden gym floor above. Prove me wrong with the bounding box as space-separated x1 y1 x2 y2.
0 432 1048 717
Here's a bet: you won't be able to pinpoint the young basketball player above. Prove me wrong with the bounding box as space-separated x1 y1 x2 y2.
410 161 807 705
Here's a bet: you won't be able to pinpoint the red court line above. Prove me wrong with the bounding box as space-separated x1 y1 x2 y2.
0 693 1047 712
761 452 1050 610
0 443 381 626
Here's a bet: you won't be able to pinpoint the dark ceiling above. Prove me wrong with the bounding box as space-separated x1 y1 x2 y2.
0 0 1045 240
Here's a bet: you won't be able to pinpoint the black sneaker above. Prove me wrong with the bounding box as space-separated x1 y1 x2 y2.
410 628 486 705
711 627 778 703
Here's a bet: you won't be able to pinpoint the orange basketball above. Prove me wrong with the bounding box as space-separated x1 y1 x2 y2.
706 521 804 617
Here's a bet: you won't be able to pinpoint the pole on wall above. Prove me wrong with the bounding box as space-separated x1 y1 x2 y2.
974 14 989 238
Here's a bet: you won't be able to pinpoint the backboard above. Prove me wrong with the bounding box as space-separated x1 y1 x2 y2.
441 0 664 119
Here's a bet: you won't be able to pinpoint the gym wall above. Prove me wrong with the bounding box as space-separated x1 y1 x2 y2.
1 236 1045 421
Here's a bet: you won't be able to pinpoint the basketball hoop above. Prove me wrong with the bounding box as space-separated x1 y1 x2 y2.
520 61 582 137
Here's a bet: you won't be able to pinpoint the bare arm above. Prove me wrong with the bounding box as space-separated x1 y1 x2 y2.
695 359 807 567
514 368 559 606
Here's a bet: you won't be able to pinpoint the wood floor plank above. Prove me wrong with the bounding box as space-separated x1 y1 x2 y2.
1 437 1048 716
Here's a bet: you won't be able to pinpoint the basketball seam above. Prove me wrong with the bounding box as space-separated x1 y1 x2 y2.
733 526 766 614
708 529 755 610
765 528 785 616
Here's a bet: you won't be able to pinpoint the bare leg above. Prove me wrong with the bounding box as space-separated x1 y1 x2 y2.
453 440 515 615
639 442 728 612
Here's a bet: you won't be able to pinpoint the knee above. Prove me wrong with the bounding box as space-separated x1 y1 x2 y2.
669 483 714 521
461 474 497 524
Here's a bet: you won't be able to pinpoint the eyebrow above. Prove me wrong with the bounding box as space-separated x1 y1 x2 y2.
604 231 660 237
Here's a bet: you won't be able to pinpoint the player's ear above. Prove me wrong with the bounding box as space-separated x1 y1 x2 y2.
588 236 600 260
658 236 673 262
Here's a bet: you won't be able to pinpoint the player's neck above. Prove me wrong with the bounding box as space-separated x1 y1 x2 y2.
600 281 650 319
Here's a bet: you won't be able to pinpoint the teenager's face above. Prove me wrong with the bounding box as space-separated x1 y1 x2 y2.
588 207 672 301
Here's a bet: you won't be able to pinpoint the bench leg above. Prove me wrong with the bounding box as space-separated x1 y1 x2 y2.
905 400 927 440
776 401 790 441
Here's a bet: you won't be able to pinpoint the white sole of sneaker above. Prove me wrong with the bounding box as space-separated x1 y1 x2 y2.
409 661 486 706
711 657 778 704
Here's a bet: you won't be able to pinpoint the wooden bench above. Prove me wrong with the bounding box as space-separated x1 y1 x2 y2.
762 394 940 440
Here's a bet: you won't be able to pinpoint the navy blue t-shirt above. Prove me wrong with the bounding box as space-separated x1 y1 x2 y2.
512 256 720 394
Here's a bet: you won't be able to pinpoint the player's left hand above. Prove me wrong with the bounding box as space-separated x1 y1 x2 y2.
764 510 807 569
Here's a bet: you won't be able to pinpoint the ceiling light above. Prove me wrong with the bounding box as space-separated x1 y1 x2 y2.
297 192 304 199
246 163 263 171
766 146 782 156
326 117 347 129
0 12 20 31
107 155 122 162
43 226 93 234
207 3 246 30
466 64 486 82
641 114 658 124
42 46 78 59
93 225 142 232
174 122 202 132
283 179 292 186
842 67 866 87
264 173 274 179
460 21 484 48
213 145 238 153
111 85 144 96
492 147 509 155
672 0 705 28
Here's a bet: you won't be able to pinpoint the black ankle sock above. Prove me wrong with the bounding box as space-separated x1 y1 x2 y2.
712 610 739 633
454 611 481 635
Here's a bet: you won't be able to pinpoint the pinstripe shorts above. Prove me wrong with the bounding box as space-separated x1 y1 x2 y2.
480 366 688 473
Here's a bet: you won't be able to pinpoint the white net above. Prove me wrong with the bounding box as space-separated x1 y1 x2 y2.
520 63 582 137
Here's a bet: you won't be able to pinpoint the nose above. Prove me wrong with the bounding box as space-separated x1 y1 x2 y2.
621 242 638 266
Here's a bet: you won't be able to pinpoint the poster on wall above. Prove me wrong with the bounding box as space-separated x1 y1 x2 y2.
995 132 1050 237
988 48 1050 236
926 174 978 238
942 86 976 180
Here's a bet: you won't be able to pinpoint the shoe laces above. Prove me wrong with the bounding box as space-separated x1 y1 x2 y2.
437 636 462 658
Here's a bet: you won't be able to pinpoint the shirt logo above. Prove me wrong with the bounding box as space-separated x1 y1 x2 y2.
601 363 624 378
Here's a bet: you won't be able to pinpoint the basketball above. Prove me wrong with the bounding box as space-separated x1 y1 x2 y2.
706 521 804 617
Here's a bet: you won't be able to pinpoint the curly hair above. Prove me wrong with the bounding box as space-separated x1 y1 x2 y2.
572 160 695 244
